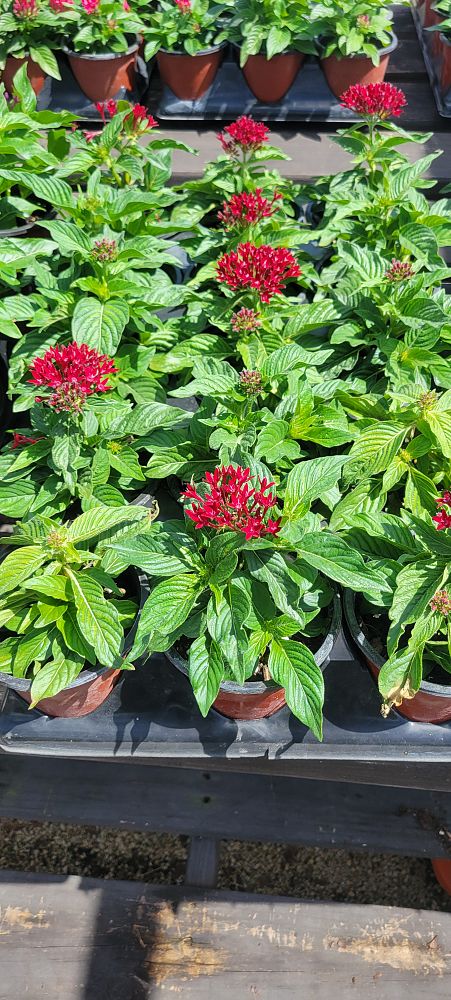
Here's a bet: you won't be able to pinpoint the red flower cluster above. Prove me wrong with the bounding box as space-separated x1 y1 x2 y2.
430 589 451 615
13 0 37 16
10 433 41 450
216 243 301 303
81 0 100 12
432 493 451 530
96 99 118 121
92 237 118 262
175 0 191 10
231 307 261 333
49 0 72 9
83 129 97 142
340 83 407 119
218 116 270 156
217 189 282 229
385 259 414 282
129 104 158 129
182 466 281 540
29 343 117 413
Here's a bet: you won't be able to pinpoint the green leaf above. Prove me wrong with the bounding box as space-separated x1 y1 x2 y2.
0 480 36 517
107 529 200 576
206 586 250 684
387 560 446 655
345 423 407 480
56 604 97 666
29 653 83 709
245 550 306 625
72 297 129 355
188 634 223 717
285 456 348 519
66 569 123 667
268 638 324 740
138 574 201 640
67 505 149 543
45 220 92 256
296 533 392 603
29 45 61 79
0 546 45 596
22 574 70 601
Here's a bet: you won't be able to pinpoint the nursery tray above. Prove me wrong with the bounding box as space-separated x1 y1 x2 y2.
410 1 451 117
1 626 450 790
34 54 151 121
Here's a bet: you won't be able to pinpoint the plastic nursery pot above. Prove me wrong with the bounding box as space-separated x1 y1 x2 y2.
320 34 398 99
0 209 56 240
343 589 451 724
438 32 451 93
2 55 47 96
0 566 150 719
157 43 226 101
166 592 342 721
241 50 305 103
64 38 139 103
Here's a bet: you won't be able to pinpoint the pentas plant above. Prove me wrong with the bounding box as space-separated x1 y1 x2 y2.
339 505 451 714
0 0 76 78
310 0 393 62
0 341 192 517
218 0 317 65
216 243 302 305
67 0 144 53
0 503 156 706
109 459 393 736
144 0 229 59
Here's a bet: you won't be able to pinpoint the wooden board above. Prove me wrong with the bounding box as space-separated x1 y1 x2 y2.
0 872 450 999
1 756 450 858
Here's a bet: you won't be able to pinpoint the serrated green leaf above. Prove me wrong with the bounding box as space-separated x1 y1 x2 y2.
269 638 324 740
72 297 129 355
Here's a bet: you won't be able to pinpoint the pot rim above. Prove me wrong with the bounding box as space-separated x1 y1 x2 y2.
158 41 227 57
233 42 306 59
0 491 153 695
63 37 139 60
343 588 451 699
166 591 341 696
0 208 56 240
320 31 398 61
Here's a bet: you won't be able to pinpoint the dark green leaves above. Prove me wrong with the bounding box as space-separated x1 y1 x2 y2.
269 639 324 741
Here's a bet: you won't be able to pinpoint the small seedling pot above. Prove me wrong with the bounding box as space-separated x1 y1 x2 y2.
240 50 305 103
343 589 451 724
166 593 341 721
157 43 226 101
2 55 47 96
65 38 139 102
320 34 398 99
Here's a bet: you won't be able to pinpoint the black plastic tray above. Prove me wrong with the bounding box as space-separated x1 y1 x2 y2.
157 51 359 123
1 626 450 769
34 53 151 121
411 1 451 117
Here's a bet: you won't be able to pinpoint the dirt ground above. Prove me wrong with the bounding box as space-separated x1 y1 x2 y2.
0 817 449 911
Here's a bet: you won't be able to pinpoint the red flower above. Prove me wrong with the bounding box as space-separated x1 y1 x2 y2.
340 83 407 120
181 465 281 540
175 0 191 10
10 433 41 449
83 129 97 142
127 104 158 130
49 0 72 9
432 493 451 530
218 116 270 156
96 99 118 121
231 307 261 333
29 343 116 413
217 189 282 229
12 0 37 16
216 243 301 303
81 0 100 11
385 259 414 282
430 589 451 615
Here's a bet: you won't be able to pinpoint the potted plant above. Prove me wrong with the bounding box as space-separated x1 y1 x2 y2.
144 0 230 102
0 502 156 716
220 0 317 103
111 461 392 733
310 0 397 98
64 0 144 103
0 0 73 96
342 502 451 723
427 1 451 92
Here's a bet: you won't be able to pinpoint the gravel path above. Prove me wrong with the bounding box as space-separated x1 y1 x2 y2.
0 818 449 911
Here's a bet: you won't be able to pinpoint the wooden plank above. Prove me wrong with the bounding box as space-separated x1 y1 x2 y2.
0 872 450 999
185 837 220 888
1 756 450 857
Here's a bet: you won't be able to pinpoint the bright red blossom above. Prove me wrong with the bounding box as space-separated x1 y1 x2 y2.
129 105 158 129
29 343 116 413
10 433 41 449
81 0 100 12
433 493 451 530
13 0 37 16
216 243 301 303
181 466 281 540
96 99 118 121
49 0 72 9
340 83 407 119
175 0 191 10
218 189 282 229
218 116 270 156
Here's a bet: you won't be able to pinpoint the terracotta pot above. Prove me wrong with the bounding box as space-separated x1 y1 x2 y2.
343 590 451 724
2 55 46 96
320 34 398 99
0 567 149 718
424 0 440 27
241 50 304 103
65 39 139 103
157 43 226 101
166 593 341 721
432 859 451 894
438 32 451 93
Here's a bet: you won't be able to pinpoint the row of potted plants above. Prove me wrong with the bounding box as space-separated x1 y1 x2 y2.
0 0 397 104
413 0 451 98
1 69 451 738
